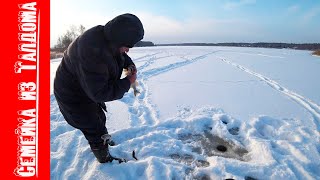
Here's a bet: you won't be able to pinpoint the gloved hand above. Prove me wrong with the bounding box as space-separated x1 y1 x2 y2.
127 73 137 84
127 64 137 75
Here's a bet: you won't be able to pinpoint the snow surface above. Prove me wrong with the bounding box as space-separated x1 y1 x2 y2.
50 46 320 180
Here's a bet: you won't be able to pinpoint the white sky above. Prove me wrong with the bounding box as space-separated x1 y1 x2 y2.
50 0 320 47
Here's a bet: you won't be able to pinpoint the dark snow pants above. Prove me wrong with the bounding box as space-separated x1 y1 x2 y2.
56 100 108 144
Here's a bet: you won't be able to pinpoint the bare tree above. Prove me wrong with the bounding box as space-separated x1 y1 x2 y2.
79 25 86 34
54 25 86 50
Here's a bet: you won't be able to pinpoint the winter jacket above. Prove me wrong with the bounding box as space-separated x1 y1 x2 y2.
54 14 144 114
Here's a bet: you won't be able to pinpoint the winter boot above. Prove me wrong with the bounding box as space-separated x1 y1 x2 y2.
101 134 116 146
90 134 124 163
89 141 113 163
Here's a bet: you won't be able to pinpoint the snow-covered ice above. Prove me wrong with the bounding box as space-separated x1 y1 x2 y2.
50 46 320 180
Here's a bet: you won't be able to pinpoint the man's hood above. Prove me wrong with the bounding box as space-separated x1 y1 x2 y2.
104 13 144 48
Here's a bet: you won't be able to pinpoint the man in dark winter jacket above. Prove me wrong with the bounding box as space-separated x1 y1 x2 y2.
53 13 144 163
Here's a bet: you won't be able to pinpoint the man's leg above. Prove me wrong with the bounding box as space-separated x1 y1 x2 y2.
57 102 113 163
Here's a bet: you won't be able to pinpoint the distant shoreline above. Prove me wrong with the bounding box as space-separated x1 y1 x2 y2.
50 43 320 60
155 43 320 51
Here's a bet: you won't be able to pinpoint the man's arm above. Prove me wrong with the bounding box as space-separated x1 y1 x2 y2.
123 53 135 68
122 53 137 74
75 47 131 102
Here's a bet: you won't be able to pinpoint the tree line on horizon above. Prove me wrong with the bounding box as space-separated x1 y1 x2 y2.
51 25 319 54
51 25 155 53
157 42 320 51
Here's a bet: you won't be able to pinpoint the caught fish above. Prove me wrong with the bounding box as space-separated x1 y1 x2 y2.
131 81 140 96
124 68 140 96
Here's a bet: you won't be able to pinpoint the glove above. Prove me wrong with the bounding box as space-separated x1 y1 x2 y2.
127 64 137 75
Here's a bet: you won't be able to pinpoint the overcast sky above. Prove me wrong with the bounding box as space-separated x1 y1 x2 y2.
50 0 320 47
